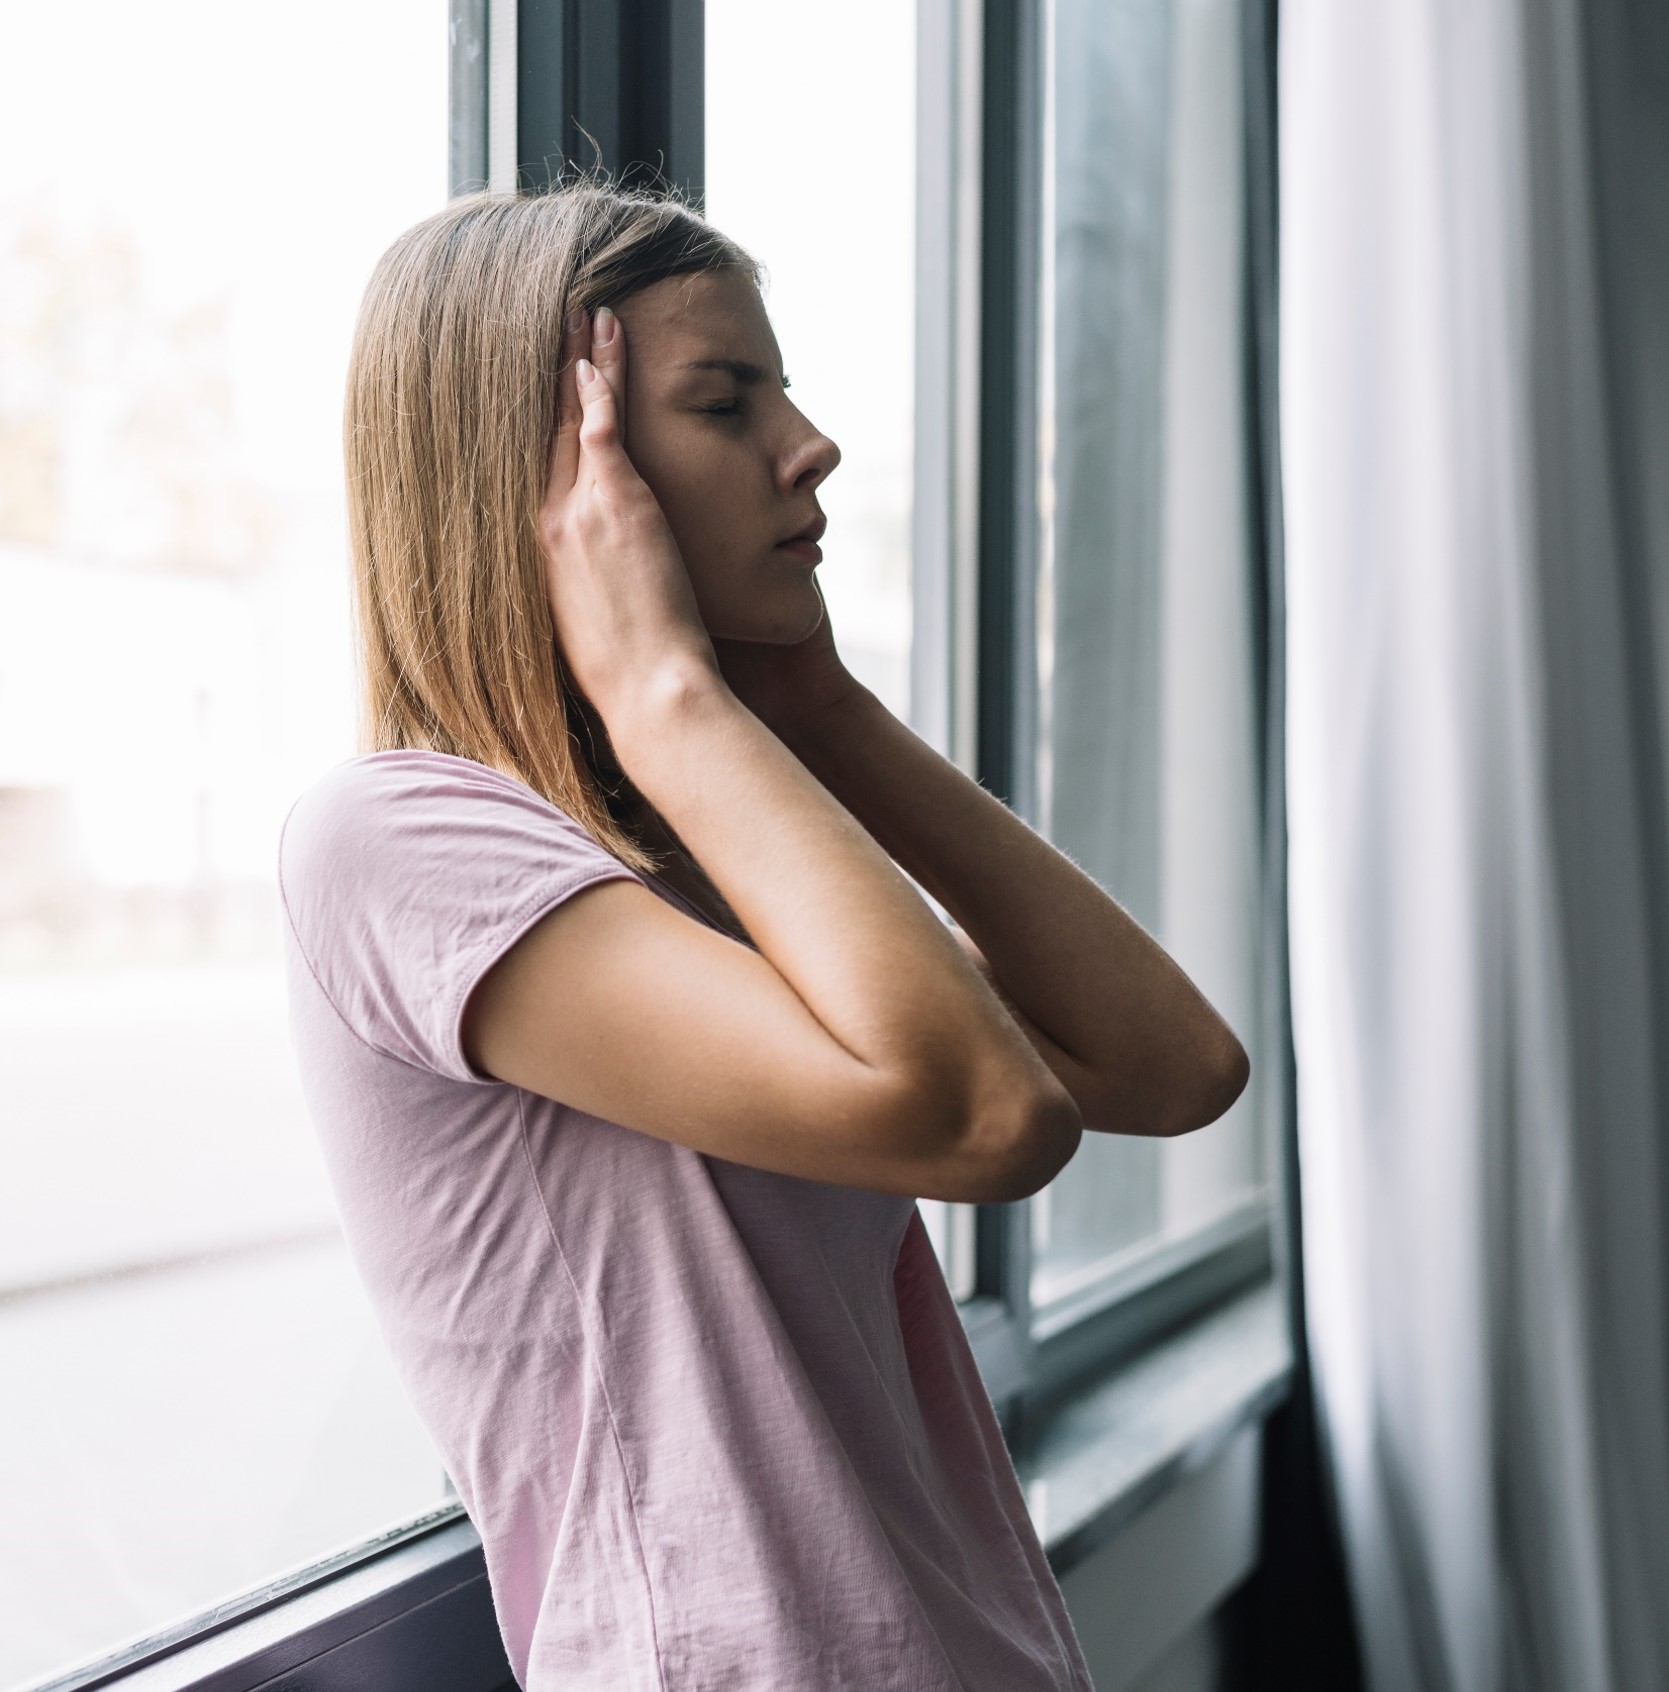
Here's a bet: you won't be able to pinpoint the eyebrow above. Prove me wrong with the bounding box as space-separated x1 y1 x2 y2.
680 357 783 386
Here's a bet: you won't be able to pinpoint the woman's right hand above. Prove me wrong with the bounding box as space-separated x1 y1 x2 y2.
539 307 721 731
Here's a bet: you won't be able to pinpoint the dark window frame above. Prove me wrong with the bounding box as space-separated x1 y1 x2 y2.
29 1514 512 1692
29 1 1284 1684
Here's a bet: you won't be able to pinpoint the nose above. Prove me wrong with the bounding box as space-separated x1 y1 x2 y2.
779 413 842 493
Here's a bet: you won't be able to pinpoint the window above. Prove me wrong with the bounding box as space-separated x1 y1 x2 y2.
0 5 450 1684
4 3 1281 1681
911 0 1274 1409
706 0 1271 1403
1026 0 1268 1328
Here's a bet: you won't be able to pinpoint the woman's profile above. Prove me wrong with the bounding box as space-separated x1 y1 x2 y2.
279 182 1249 1690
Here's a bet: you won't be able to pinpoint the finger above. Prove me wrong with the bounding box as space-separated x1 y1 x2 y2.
590 306 627 442
574 355 630 482
551 306 593 492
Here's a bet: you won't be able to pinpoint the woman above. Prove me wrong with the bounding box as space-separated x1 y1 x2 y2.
280 183 1248 1690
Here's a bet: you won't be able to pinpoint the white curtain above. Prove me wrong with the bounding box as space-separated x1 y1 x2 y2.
1281 3 1669 1690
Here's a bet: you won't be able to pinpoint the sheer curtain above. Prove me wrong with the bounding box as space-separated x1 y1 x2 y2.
1281 3 1669 1690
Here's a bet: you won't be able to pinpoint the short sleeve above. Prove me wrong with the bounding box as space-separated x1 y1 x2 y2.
278 749 642 1082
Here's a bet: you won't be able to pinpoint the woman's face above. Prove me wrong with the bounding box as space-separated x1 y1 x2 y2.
612 268 841 644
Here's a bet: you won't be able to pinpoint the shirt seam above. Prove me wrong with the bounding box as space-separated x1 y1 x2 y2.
437 866 643 1078
278 796 638 1079
515 1086 670 1692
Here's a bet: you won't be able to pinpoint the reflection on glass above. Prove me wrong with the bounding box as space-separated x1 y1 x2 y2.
0 4 447 1682
1030 0 1265 1308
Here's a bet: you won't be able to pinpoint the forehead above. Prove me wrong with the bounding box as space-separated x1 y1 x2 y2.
614 269 780 376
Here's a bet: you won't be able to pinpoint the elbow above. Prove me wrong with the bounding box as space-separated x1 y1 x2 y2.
955 1077 1084 1203
1080 1022 1250 1139
1152 1025 1250 1139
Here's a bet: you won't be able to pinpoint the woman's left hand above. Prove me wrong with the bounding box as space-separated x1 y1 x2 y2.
711 583 869 742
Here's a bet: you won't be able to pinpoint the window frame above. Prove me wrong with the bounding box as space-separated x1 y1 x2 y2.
28 1513 510 1692
28 1 1283 1683
915 0 1276 1436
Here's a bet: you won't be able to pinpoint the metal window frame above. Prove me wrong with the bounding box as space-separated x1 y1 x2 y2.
29 1513 510 1692
449 0 703 199
29 2 1280 1684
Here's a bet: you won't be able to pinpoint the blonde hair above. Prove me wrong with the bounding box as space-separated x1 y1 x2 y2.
344 183 757 871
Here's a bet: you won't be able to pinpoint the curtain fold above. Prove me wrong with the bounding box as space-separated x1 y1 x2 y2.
1281 3 1669 1690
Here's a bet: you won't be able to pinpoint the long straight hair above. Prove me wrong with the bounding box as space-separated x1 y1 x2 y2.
344 184 756 871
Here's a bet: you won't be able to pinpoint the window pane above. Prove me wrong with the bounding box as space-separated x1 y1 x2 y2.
705 3 979 1297
0 5 448 1682
1029 0 1266 1309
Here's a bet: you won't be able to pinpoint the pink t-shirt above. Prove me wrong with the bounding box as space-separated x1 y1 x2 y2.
279 749 1093 1691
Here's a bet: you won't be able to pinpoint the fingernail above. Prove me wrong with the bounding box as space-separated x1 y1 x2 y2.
565 306 586 335
594 306 616 346
576 358 595 386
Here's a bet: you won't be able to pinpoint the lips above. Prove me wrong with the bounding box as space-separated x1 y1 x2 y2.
774 512 827 565
778 513 828 548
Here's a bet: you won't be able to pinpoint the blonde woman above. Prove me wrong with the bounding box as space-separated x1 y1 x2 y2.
280 184 1248 1691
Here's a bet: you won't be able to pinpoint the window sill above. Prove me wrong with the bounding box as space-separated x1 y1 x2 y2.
29 1509 504 1692
1016 1279 1292 1577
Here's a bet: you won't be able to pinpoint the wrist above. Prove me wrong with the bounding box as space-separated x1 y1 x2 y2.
602 656 737 767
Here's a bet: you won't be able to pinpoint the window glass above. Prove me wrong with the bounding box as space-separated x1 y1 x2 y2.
0 5 448 1683
706 2 982 1294
1029 0 1266 1310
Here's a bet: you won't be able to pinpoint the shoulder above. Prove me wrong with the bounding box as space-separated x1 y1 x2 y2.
278 748 637 941
284 748 547 842
278 750 644 1076
282 750 580 876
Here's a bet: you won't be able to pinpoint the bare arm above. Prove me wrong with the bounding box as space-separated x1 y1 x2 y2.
766 687 1251 1138
464 313 1081 1203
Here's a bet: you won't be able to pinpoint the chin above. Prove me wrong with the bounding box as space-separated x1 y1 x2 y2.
711 582 825 644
